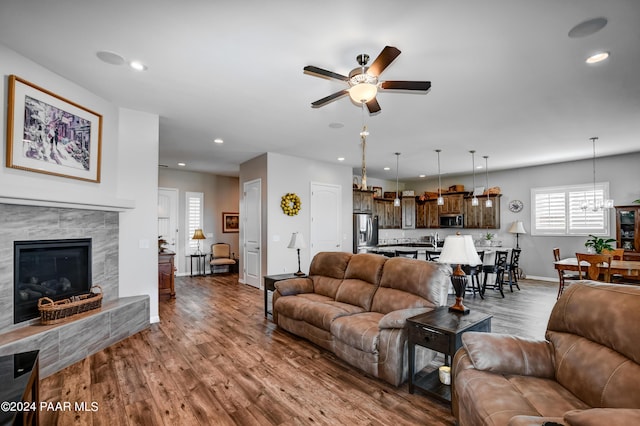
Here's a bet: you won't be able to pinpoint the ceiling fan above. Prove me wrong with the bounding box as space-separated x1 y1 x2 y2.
303 46 431 114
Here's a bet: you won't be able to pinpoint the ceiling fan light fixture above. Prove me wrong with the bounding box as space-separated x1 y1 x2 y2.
349 83 378 103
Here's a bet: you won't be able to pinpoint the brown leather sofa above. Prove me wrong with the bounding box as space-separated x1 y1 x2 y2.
452 281 640 426
272 251 451 386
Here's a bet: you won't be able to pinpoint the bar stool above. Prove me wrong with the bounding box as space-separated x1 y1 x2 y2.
482 250 508 298
463 251 485 299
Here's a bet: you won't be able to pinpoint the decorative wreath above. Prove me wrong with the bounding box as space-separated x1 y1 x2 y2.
281 193 301 216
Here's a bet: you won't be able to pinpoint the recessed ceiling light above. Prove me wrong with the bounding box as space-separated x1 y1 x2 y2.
129 60 147 71
419 174 426 178
96 51 125 66
328 122 344 129
337 157 345 161
178 162 186 167
586 51 609 64
568 17 607 38
214 138 224 144
384 167 391 171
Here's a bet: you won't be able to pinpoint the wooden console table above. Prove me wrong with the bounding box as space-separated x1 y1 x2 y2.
158 252 176 299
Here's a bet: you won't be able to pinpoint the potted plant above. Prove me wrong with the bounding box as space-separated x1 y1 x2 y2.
484 232 494 246
584 234 616 254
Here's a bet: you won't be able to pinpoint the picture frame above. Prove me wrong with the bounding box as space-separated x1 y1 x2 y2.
222 212 239 233
6 75 103 182
372 186 383 198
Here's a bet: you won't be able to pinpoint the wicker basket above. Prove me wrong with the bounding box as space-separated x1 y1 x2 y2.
37 285 103 325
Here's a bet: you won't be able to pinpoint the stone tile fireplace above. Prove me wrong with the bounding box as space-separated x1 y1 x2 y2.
0 203 149 377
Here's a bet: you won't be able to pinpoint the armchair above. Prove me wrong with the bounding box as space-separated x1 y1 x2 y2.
209 243 236 274
452 281 640 426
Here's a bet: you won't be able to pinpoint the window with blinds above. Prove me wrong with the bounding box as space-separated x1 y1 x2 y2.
185 192 204 253
531 183 610 236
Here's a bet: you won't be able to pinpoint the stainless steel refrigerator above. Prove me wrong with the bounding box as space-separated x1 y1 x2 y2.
353 213 378 253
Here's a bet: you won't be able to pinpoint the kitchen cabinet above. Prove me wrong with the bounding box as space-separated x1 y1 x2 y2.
463 194 501 229
439 194 464 215
402 197 416 229
375 198 401 229
416 199 439 229
353 189 375 213
615 205 640 261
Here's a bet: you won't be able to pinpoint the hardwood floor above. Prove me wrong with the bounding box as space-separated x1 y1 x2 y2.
39 274 559 425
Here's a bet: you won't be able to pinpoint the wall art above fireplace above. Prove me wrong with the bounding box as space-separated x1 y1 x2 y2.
6 75 103 183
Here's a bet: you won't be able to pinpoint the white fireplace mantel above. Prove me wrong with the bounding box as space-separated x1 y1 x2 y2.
0 194 135 212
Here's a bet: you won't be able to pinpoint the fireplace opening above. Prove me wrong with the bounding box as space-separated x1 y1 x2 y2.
14 238 92 324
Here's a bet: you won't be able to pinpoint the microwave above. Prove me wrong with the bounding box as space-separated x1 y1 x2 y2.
440 214 464 228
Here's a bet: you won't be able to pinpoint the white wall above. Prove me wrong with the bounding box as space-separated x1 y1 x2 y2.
0 44 123 208
266 153 353 276
117 108 160 322
239 153 352 284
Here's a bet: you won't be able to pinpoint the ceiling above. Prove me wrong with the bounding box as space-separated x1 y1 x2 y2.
1 0 639 181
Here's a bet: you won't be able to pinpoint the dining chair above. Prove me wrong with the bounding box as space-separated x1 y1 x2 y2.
482 250 508 298
553 247 580 299
603 248 625 282
575 252 612 283
395 250 418 259
463 251 485 299
503 248 522 292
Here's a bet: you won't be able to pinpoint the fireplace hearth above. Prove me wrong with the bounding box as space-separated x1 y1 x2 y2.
14 238 92 323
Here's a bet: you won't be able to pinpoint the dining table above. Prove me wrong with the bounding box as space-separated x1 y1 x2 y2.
554 257 640 279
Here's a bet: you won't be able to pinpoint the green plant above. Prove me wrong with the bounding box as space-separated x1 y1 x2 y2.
584 234 616 254
485 232 494 240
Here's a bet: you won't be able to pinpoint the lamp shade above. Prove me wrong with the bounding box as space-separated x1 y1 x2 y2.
192 229 206 240
287 232 306 250
437 234 482 266
508 221 527 234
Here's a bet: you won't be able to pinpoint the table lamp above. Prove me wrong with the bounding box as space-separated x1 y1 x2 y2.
438 233 482 314
287 232 306 276
192 228 206 255
509 221 527 249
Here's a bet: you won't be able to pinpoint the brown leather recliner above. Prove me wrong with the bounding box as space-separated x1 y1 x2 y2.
452 281 640 426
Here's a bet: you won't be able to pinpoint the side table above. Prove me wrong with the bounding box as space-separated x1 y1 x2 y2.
189 254 207 276
407 307 492 403
263 273 306 318
0 350 40 426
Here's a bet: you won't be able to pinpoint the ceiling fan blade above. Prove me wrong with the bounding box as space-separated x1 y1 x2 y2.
311 89 349 107
366 97 381 114
304 65 349 82
367 46 401 77
380 80 432 91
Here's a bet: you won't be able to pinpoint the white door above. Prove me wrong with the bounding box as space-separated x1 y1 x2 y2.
158 187 179 267
243 179 261 288
310 182 342 258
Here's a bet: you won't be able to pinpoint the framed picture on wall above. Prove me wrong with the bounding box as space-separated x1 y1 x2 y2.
5 75 103 182
372 186 383 198
223 212 239 233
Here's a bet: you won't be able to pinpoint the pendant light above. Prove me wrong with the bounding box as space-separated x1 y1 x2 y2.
470 150 478 206
483 155 492 208
436 149 444 205
394 152 401 207
581 137 613 211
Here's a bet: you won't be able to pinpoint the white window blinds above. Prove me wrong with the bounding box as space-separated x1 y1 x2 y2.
185 192 204 253
531 183 609 236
